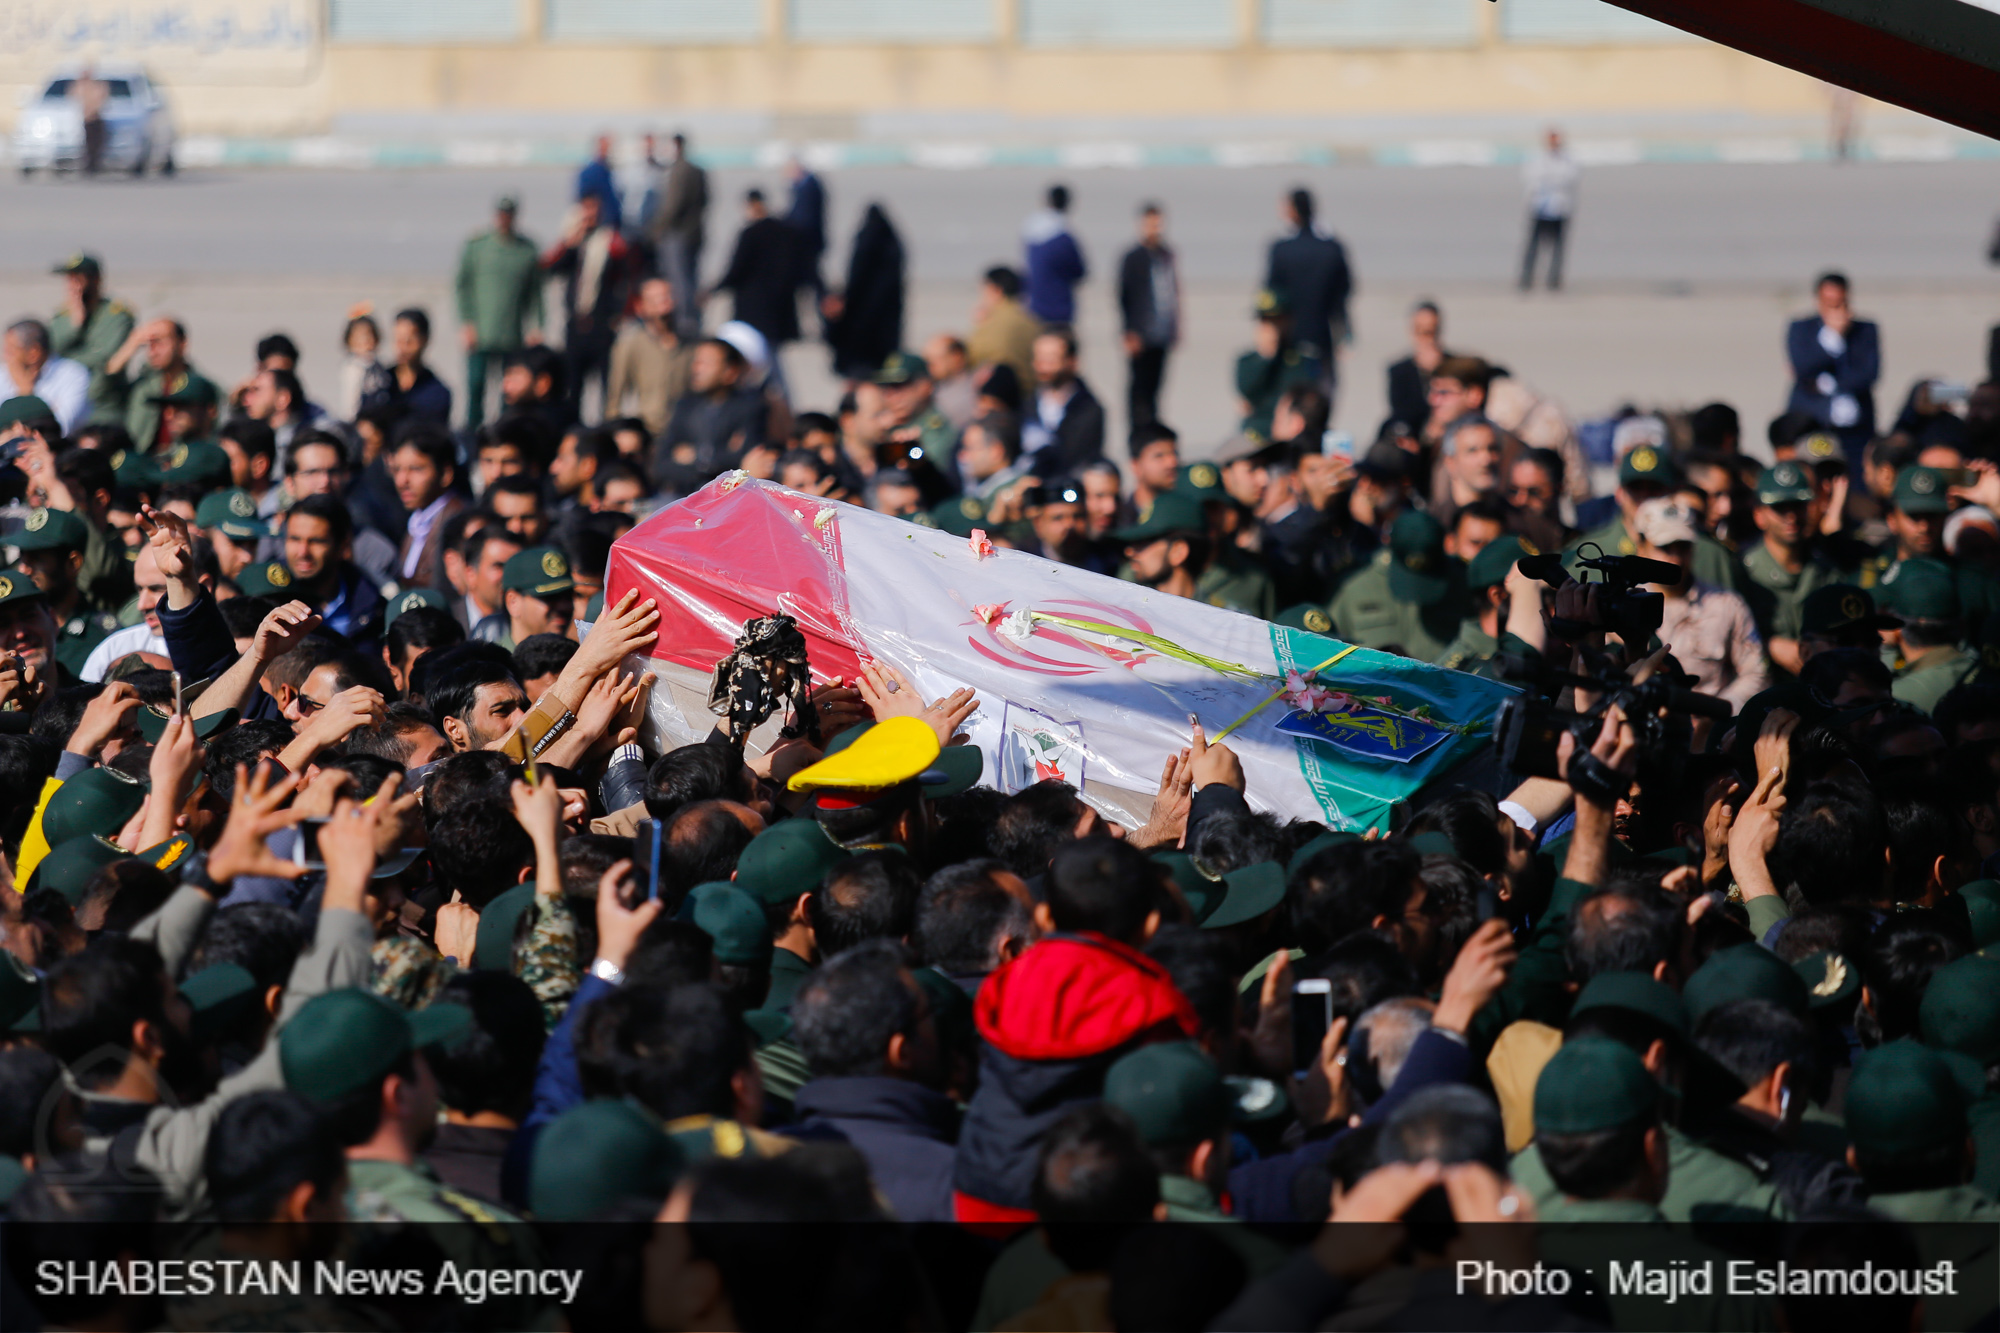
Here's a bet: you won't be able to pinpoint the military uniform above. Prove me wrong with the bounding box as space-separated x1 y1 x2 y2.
11 507 121 675
1565 444 1742 591
1880 559 1974 714
1739 465 1856 657
494 546 576 653
1328 512 1471 664
346 1158 556 1330
1235 288 1323 440
1196 545 1276 619
1437 535 1543 680
108 363 216 459
47 257 136 424
457 214 545 429
1895 643 1974 714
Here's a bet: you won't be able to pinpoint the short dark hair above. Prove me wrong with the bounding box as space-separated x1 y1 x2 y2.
312 650 394 700
430 800 534 908
0 1046 63 1158
644 740 750 820
1032 1103 1160 1272
256 332 300 364
0 735 59 852
1288 187 1315 225
1289 840 1422 956
969 412 1022 463
390 425 456 481
40 935 172 1090
55 446 116 503
1772 779 1888 907
1694 998 1815 1093
394 307 432 341
205 1090 344 1224
1304 932 1420 1025
483 472 543 508
1144 924 1236 1044
424 648 525 734
1404 787 1508 877
663 800 757 911
560 833 630 965
990 780 1090 879
345 701 445 765
1567 883 1682 984
1689 402 1739 451
914 860 1033 976
1187 809 1285 875
1378 1084 1508 1173
428 972 546 1120
188 903 306 999
1047 183 1070 212
421 748 519 827
983 266 1023 298
1815 271 1849 292
203 718 297 802
218 595 277 642
1130 421 1178 454
285 492 353 548
385 605 465 672
1859 914 1962 1046
791 939 918 1079
579 982 746 1121
219 415 276 463
512 632 578 683
1538 1117 1656 1200
1046 836 1161 943
811 850 921 957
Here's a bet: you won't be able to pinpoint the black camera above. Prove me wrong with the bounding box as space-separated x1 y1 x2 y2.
1518 547 1681 647
1495 670 1733 807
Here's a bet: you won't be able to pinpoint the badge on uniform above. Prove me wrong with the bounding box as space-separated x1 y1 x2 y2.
1275 706 1453 765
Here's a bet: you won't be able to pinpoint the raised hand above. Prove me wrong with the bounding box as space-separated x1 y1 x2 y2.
206 762 309 886
66 681 143 757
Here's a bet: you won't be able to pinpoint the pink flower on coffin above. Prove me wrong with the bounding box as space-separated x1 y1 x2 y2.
968 529 996 559
1323 692 1355 713
1281 671 1333 714
972 602 1008 625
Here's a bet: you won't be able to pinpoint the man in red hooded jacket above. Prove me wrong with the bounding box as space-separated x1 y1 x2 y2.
952 836 1201 1223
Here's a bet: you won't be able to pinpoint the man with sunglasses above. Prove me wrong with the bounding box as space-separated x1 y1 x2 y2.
1740 462 1860 676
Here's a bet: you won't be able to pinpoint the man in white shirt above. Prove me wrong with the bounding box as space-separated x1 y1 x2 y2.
1519 129 1578 292
80 540 177 681
5 319 89 434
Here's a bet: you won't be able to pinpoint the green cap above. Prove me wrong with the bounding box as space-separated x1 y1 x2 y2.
821 721 983 798
132 835 195 878
1919 954 2000 1065
179 962 259 1044
1203 860 1287 931
530 1099 686 1222
1793 950 1861 1012
1894 467 1951 515
1103 1041 1230 1146
1115 491 1206 544
1797 432 1847 468
0 954 39 1032
0 397 58 431
1846 1040 1965 1161
1287 829 1359 876
1755 462 1815 506
134 706 239 745
1880 558 1961 622
1534 1037 1659 1135
30 835 129 906
1152 851 1226 925
145 373 220 410
155 439 233 489
384 585 450 628
1272 603 1335 635
1175 462 1224 502
1466 535 1530 592
473 882 535 972
1386 510 1452 606
1959 881 2000 951
41 767 149 849
1683 943 1809 1021
872 350 928 387
194 489 269 540
928 495 986 539
1801 583 1898 637
1617 444 1677 489
279 988 472 1103
53 253 101 278
495 195 519 213
682 881 774 966
734 819 852 906
503 547 576 598
1571 970 1690 1038
234 560 297 599
9 507 90 554
1253 287 1291 319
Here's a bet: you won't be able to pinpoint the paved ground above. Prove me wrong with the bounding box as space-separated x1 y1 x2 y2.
4 159 1998 458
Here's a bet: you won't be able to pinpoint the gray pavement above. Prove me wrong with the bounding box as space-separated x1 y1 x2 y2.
4 159 1998 457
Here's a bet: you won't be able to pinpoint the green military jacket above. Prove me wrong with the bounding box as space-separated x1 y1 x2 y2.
1867 1186 2000 1331
49 297 136 424
1740 540 1852 648
744 945 814 1044
1514 1123 1788 1224
1235 346 1322 442
456 229 545 352
1196 545 1276 620
346 1159 555 1330
108 360 212 459
1566 514 1742 593
1893 643 1973 715
78 518 134 614
53 605 121 677
1537 1197 1776 1332
1327 552 1470 664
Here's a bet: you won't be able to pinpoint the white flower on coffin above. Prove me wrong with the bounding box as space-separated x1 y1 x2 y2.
813 509 835 532
718 470 750 492
999 609 1037 644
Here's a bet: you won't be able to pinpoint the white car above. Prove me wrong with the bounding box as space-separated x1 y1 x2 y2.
13 67 176 176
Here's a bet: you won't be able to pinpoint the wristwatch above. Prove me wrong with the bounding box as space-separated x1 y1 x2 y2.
180 850 224 896
588 957 626 985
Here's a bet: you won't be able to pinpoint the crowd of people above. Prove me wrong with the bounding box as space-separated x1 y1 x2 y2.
5 140 2000 1332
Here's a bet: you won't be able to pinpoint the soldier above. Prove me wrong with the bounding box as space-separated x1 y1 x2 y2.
497 546 576 652
9 506 120 680
1739 461 1856 674
1881 559 1973 714
528 1098 685 1222
735 820 852 1046
102 317 214 459
1234 288 1322 443
1435 535 1544 681
455 195 545 430
1178 461 1275 620
0 567 60 711
1116 491 1217 608
1566 443 1742 592
1865 464 1951 588
874 349 957 472
1329 510 1471 663
1797 581 1899 664
193 488 270 582
47 254 136 425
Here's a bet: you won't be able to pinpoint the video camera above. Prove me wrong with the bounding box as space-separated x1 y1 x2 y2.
1518 546 1682 647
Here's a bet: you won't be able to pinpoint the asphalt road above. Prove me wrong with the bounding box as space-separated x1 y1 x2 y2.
4 159 1998 454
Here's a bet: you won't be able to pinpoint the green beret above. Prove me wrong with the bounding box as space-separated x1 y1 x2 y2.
1792 950 1861 1012
194 489 269 541
0 397 57 431
384 585 450 629
40 767 148 848
473 882 535 972
1114 492 1205 545
928 495 986 539
1203 860 1286 931
1617 444 1677 489
733 819 851 907
30 835 130 906
681 881 774 966
1272 604 1335 636
530 1099 686 1222
1958 881 2000 950
1754 463 1815 506
1893 466 1951 516
1683 944 1810 1022
1880 558 1960 622
235 561 297 599
503 546 576 597
1103 1040 1230 1147
1571 970 1690 1039
1847 1040 1966 1161
1534 1037 1659 1135
9 507 90 554
1466 535 1530 592
1919 954 2000 1066
279 988 472 1103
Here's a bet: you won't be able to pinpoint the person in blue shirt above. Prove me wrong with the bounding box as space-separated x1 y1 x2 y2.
1023 184 1087 327
574 133 623 232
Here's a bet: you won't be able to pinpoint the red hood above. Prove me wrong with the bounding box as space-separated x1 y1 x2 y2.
975 933 1200 1062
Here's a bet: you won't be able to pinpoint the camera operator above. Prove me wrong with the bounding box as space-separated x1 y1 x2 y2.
1634 498 1770 711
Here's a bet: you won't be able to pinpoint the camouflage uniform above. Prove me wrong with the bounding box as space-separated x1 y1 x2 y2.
370 935 456 1011
516 886 580 1030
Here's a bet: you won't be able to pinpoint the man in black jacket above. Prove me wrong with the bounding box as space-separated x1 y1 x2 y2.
1265 187 1353 384
1022 329 1105 479
1117 203 1179 442
708 189 802 355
